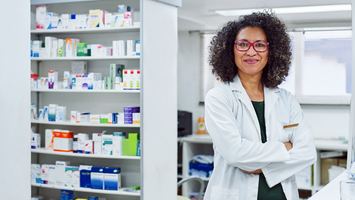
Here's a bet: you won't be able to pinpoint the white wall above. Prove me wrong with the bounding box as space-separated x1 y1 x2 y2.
177 31 350 140
0 0 31 199
178 31 205 134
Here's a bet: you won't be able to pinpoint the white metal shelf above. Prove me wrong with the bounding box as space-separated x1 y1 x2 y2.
314 139 348 151
179 135 212 144
31 26 140 34
31 56 140 61
180 136 349 151
31 148 140 160
31 89 140 93
31 119 140 128
31 183 140 196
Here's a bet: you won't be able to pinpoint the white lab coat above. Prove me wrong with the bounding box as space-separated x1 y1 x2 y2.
204 75 317 200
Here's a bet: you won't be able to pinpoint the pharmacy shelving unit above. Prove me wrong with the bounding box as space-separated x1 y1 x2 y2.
30 0 178 200
31 56 140 60
179 135 349 197
31 183 140 196
31 89 140 93
31 119 140 127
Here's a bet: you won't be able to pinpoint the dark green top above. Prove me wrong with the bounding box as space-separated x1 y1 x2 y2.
251 101 287 200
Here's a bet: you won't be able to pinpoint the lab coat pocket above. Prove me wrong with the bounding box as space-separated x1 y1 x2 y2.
211 186 239 200
278 121 297 143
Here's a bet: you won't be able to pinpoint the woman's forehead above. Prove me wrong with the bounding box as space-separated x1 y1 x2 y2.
236 27 267 41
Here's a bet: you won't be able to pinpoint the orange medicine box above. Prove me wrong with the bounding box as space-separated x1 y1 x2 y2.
53 130 74 152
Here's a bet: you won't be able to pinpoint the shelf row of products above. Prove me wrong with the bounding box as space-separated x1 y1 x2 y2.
30 62 140 91
32 190 108 200
31 161 140 191
31 103 140 125
31 129 140 156
31 37 140 58
36 4 137 30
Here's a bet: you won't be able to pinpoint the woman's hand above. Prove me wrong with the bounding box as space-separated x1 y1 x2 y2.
284 142 293 151
240 169 262 174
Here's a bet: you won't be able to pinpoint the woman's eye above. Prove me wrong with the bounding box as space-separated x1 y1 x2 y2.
238 42 248 47
255 43 266 47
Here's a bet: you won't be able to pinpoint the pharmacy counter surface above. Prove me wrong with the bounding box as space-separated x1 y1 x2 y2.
309 171 347 200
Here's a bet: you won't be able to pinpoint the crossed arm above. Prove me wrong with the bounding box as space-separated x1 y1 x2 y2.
240 142 293 174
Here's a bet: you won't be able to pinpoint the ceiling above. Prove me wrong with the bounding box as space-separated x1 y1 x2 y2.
178 0 352 31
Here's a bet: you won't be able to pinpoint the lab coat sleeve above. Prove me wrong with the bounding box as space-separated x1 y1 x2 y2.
262 94 317 188
205 88 290 171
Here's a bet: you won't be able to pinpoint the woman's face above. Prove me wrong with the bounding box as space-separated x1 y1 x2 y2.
234 27 268 78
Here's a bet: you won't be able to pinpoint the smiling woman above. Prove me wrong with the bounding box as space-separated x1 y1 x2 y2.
204 10 317 200
209 10 292 88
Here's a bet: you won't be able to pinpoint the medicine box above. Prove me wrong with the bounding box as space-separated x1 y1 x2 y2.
80 112 90 123
112 132 124 156
56 161 70 186
48 165 56 185
36 5 47 29
84 140 93 154
63 71 71 89
60 190 73 200
64 166 73 187
53 130 73 152
71 61 87 75
31 133 41 149
55 106 66 122
90 114 100 124
122 133 139 156
45 129 55 151
102 134 113 155
41 164 50 184
91 166 104 189
45 12 53 29
77 133 89 153
72 166 80 187
89 9 101 28
104 167 121 190
79 165 92 188
31 164 42 184
93 133 102 154
48 70 58 89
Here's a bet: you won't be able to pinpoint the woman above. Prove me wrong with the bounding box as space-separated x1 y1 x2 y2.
204 11 317 200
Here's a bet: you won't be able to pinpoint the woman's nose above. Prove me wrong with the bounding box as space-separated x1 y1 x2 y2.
246 45 257 56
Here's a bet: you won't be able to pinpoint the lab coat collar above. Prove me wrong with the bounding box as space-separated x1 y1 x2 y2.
229 75 280 139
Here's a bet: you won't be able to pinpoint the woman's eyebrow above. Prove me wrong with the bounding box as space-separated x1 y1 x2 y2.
238 39 266 42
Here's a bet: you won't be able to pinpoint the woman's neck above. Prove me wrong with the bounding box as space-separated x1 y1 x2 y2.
239 73 264 101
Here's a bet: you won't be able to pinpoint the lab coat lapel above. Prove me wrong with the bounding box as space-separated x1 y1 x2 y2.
264 86 279 119
230 76 261 141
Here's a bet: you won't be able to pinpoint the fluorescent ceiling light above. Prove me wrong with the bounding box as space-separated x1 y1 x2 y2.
215 4 351 16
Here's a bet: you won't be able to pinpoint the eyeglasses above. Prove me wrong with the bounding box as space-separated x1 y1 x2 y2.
234 40 269 52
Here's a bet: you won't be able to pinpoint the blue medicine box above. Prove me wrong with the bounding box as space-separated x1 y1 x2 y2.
60 190 73 200
189 162 214 178
80 167 92 188
104 167 121 190
91 166 104 190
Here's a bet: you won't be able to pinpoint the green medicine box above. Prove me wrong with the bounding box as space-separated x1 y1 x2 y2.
122 133 139 156
77 43 88 56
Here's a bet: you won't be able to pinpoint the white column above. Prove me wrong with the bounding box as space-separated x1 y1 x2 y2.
348 0 355 169
0 0 31 199
141 0 178 199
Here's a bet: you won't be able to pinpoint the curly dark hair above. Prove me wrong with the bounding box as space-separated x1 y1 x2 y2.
208 10 292 88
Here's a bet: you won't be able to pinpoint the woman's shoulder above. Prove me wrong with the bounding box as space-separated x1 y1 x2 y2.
276 87 299 106
205 82 233 103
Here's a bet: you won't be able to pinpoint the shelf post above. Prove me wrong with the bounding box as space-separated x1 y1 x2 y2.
140 0 178 199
